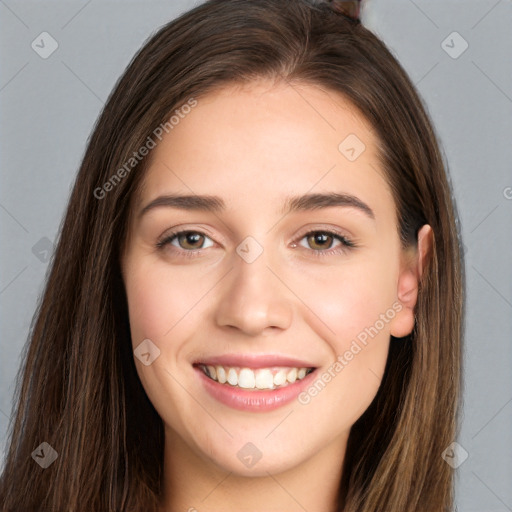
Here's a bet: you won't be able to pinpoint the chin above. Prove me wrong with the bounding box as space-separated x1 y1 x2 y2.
210 449 302 478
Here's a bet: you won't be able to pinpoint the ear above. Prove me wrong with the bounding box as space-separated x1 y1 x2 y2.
390 224 433 338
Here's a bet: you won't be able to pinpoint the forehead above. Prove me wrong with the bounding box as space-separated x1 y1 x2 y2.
133 80 394 223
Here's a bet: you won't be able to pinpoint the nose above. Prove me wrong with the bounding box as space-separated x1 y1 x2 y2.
214 247 293 336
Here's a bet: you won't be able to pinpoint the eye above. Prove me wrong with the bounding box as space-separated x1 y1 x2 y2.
296 230 355 256
156 230 214 253
156 228 355 258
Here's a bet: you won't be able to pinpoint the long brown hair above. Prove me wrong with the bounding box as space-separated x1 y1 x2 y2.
0 1 464 510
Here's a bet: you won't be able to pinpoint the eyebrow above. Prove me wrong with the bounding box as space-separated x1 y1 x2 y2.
138 192 375 220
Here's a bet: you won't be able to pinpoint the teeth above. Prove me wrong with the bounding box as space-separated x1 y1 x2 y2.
273 369 287 386
238 368 256 389
199 364 313 390
207 365 217 380
255 369 274 389
216 365 227 384
286 368 297 383
227 368 238 386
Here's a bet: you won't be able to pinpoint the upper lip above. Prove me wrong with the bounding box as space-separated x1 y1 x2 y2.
193 353 317 369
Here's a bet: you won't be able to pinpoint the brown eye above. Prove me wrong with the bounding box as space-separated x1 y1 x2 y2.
306 232 335 250
176 231 207 250
156 230 215 252
295 230 355 257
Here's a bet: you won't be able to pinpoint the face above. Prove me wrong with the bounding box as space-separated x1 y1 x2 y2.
121 80 417 478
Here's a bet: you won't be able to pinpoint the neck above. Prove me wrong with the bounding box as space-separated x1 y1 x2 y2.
158 426 348 512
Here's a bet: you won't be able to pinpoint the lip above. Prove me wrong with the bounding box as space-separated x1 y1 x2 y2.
194 364 318 412
193 353 317 369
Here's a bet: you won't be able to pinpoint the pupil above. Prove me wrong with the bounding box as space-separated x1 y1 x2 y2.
310 232 331 249
183 232 202 248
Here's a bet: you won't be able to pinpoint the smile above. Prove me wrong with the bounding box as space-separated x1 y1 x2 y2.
193 355 319 412
197 364 315 390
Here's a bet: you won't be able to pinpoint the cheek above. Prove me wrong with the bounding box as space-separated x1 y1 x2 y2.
289 256 397 419
123 257 206 434
124 257 211 343
290 254 399 346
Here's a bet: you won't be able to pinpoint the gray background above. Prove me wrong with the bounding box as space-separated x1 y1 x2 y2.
1 1 511 510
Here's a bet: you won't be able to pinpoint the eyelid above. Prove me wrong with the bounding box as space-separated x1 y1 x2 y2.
293 228 356 257
156 228 216 250
157 224 218 243
156 225 357 260
293 224 354 242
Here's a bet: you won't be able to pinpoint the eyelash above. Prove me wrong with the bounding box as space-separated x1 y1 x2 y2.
156 229 356 259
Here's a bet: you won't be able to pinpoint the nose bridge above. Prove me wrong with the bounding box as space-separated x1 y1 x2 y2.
215 239 293 335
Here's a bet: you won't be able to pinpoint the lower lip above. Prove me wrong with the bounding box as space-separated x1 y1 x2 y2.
194 366 317 412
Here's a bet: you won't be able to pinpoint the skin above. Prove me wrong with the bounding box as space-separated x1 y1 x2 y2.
121 79 432 512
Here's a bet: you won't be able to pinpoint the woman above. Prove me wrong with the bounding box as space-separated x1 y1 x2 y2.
0 0 464 510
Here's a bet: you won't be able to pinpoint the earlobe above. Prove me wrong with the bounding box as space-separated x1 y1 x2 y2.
390 224 433 338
